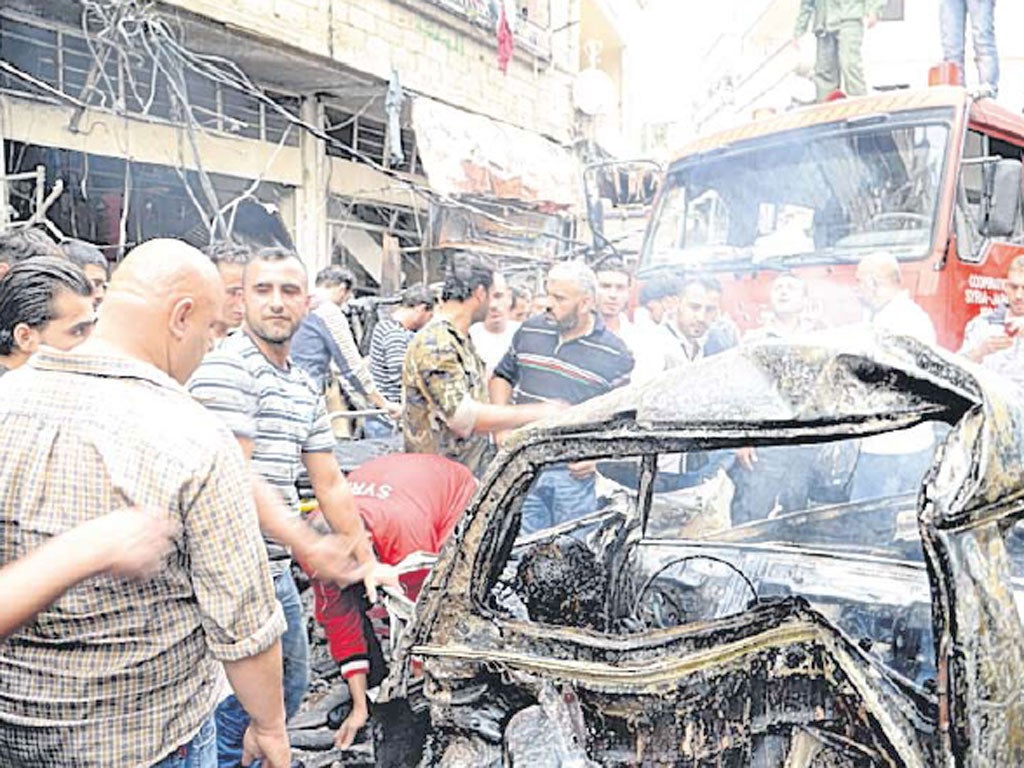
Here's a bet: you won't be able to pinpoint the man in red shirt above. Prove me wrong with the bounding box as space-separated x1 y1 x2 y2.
303 453 476 749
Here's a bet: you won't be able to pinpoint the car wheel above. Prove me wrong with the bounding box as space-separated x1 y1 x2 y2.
373 697 430 767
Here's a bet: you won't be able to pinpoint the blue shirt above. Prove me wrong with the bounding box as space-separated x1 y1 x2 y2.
291 311 359 394
493 314 634 405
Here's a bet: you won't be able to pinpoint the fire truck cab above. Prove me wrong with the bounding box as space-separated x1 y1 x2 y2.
639 86 1024 350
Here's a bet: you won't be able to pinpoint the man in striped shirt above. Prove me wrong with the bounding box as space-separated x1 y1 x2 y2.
365 286 435 437
292 266 400 421
188 248 392 765
491 261 633 532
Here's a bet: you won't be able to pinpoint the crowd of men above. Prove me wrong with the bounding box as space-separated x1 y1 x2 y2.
1 225 1024 767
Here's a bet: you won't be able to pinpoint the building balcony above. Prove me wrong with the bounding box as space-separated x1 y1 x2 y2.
420 0 552 59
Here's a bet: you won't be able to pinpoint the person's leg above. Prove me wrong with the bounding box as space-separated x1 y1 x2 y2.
214 694 249 768
891 448 934 496
837 20 866 96
519 470 555 535
728 448 788 524
849 452 887 502
776 445 815 513
814 32 841 101
275 568 310 720
966 0 999 94
939 0 968 72
216 570 307 766
363 416 394 439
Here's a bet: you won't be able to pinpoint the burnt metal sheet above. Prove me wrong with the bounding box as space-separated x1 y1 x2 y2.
381 334 1024 766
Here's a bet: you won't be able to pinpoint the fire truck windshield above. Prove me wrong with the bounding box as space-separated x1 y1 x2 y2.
643 116 951 271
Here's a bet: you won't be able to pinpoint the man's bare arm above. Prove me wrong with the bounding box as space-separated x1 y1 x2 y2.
238 437 366 587
0 508 175 640
222 642 291 768
473 402 558 432
488 376 513 406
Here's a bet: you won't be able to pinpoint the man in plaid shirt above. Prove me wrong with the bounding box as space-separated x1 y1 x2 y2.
0 240 291 767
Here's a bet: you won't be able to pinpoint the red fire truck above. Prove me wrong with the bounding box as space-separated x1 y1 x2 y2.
638 85 1024 351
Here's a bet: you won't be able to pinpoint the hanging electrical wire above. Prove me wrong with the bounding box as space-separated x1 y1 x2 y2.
7 0 586 256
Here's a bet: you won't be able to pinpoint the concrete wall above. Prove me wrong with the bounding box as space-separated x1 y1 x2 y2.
0 96 302 186
161 0 579 141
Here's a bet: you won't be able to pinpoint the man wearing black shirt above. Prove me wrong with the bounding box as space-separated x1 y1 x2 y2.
491 261 633 532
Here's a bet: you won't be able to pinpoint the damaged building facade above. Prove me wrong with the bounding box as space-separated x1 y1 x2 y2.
0 0 609 288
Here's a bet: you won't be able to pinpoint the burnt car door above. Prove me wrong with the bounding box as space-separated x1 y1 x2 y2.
379 338 1024 767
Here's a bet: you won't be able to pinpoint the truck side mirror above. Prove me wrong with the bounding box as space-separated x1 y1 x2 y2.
981 158 1022 238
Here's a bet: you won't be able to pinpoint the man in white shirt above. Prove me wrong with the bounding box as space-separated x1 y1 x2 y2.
850 252 937 501
667 277 722 362
470 271 519 375
630 275 685 384
959 255 1024 396
595 258 639 349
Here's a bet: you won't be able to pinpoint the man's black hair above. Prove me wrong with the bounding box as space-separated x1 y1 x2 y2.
316 265 355 290
510 285 529 305
203 241 254 266
0 257 92 355
680 274 718 295
639 275 682 306
401 284 436 309
0 227 62 265
594 256 632 281
441 250 493 302
61 239 108 273
243 246 307 280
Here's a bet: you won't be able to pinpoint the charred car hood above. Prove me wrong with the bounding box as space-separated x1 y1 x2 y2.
384 333 1024 766
413 597 933 765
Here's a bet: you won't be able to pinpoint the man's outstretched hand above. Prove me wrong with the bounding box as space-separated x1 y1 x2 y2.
84 507 178 579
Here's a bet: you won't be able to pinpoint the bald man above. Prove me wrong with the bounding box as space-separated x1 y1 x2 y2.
0 239 292 768
851 252 937 503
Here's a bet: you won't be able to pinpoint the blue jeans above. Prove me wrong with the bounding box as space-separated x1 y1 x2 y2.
151 715 216 768
520 465 596 535
940 0 998 93
849 448 933 504
363 416 396 438
215 568 308 768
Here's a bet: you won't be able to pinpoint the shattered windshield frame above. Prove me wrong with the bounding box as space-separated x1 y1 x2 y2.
387 339 1024 765
471 421 955 691
641 107 956 271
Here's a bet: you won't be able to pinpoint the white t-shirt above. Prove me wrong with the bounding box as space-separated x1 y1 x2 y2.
470 321 520 375
861 291 936 455
629 313 690 384
959 307 1024 396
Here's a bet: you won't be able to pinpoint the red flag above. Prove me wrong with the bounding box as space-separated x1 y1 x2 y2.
497 5 514 74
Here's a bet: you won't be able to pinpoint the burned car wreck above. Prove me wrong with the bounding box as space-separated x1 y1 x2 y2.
376 335 1024 767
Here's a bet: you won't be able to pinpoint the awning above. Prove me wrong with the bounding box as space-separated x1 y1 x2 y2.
411 96 582 211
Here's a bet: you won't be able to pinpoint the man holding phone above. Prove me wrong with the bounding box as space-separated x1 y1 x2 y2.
961 256 1024 396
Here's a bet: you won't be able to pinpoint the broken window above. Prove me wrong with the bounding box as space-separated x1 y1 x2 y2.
486 425 947 691
0 11 299 146
645 110 953 269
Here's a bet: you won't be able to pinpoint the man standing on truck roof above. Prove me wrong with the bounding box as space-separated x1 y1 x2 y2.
794 0 885 101
939 0 998 98
960 255 1024 395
